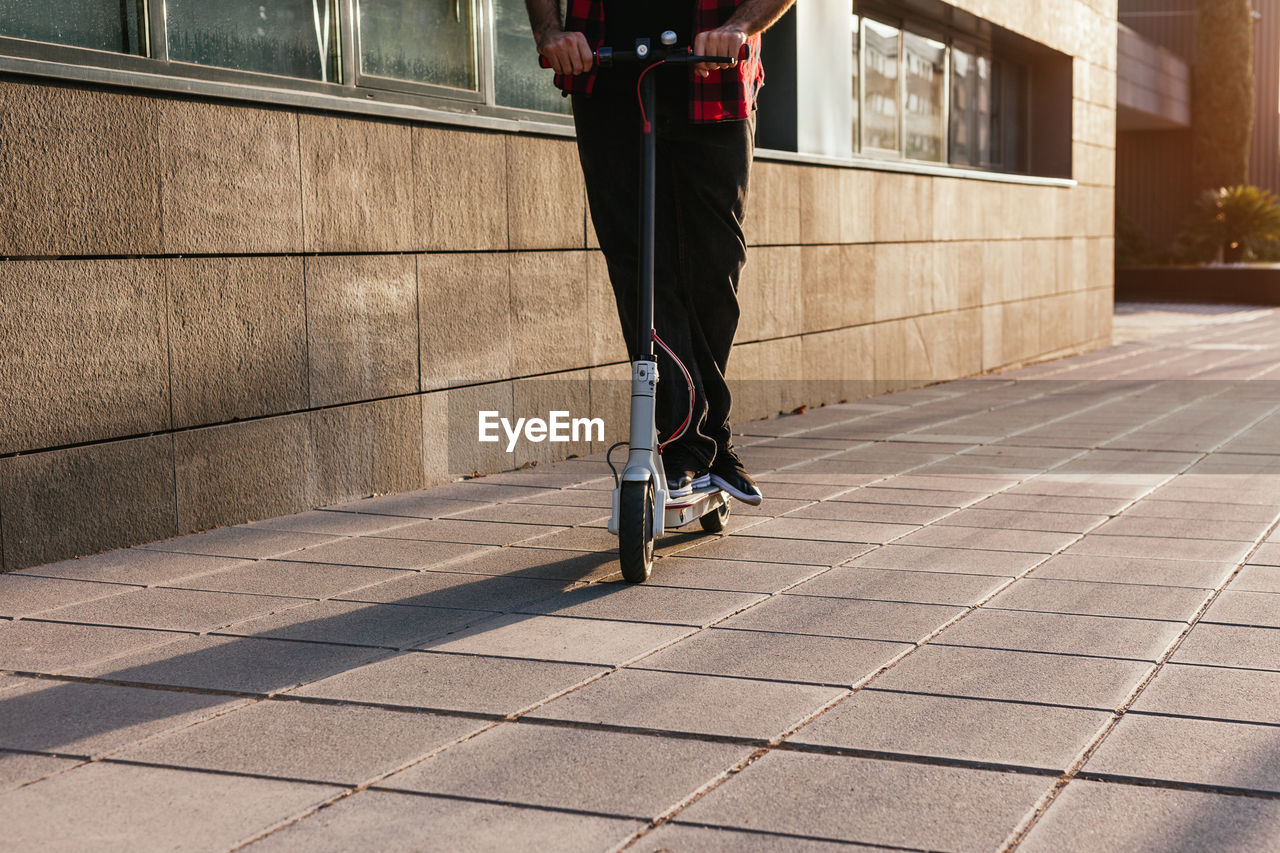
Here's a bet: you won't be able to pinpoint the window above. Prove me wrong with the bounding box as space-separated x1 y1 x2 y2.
861 19 900 154
902 31 945 162
840 8 1032 174
0 0 569 119
493 0 569 114
166 0 341 81
0 0 145 54
357 0 477 94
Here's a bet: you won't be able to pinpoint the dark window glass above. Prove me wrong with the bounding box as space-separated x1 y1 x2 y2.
166 0 340 81
358 0 476 91
0 0 145 54
949 45 977 166
493 0 568 113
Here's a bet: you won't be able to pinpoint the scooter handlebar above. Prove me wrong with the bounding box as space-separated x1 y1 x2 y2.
538 43 750 70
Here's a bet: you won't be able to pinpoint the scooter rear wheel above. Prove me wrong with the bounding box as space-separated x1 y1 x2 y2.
699 501 730 533
618 480 655 583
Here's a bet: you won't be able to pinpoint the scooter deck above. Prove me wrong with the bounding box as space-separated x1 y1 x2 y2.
664 487 730 530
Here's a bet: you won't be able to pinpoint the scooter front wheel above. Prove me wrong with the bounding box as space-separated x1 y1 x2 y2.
618 480 655 583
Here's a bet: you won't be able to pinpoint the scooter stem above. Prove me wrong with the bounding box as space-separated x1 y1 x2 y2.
638 69 657 362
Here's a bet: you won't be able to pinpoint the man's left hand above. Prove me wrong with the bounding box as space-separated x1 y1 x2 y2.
693 26 748 78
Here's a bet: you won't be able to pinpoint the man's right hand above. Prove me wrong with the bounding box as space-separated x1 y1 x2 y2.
537 29 594 75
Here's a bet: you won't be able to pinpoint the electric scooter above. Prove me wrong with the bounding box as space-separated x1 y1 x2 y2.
544 33 744 583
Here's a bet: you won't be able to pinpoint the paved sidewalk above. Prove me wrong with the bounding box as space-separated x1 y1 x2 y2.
3 308 1280 852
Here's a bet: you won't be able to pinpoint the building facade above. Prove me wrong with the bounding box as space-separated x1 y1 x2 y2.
0 0 1117 570
1117 0 1280 251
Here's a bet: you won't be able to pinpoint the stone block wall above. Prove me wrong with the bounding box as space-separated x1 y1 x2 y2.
0 0 1117 570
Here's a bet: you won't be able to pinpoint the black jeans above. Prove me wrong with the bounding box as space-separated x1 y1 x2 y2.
572 92 754 469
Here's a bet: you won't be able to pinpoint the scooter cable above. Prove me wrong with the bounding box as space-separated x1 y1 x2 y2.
636 60 665 133
653 329 696 453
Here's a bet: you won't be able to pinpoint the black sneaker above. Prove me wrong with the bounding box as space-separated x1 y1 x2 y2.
710 446 763 506
663 449 710 499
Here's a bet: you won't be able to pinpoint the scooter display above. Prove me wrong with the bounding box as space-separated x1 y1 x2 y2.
543 33 745 583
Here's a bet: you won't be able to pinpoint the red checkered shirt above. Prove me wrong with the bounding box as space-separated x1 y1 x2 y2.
554 0 765 122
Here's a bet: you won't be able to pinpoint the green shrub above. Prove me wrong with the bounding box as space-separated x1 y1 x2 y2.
1174 185 1280 263
1193 0 1255 192
1116 206 1156 267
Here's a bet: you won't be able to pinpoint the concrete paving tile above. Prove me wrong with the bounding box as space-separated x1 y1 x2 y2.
291 650 604 715
445 546 620 582
0 761 340 853
383 722 752 816
217 599 493 648
276 537 489 570
374 518 566 546
834 485 988 506
892 524 1079 554
15 548 246 586
719 595 964 643
324 492 490 518
635 628 908 686
243 790 642 853
447 502 609 526
1252 542 1280 566
791 690 1109 770
638 824 864 852
1007 477 1154 500
974 492 1131 516
421 613 694 666
789 567 1008 605
143 527 341 559
677 750 1049 850
74 635 389 693
335 569 569 612
502 525 618 552
39 587 304 633
244 510 421 537
1088 714 1280 792
736 517 919 545
0 750 79 794
117 699 484 784
643 556 826 593
0 621 185 675
783 501 952 525
1031 553 1234 588
1174 623 1280 670
1149 483 1280 506
0 678 249 758
527 669 842 740
1132 663 1280 725
1203 590 1280 628
989 578 1211 621
1236 564 1280 593
758 464 878 487
1093 515 1269 542
0 575 138 618
728 497 822 518
165 560 406 599
871 645 1153 709
938 507 1108 534
421 481 556 504
1124 499 1280 523
675 535 874 567
1021 778 1280 853
751 482 861 501
510 487 615 508
1064 534 1254 563
516 583 764 627
938 608 1185 661
845 544 1045 576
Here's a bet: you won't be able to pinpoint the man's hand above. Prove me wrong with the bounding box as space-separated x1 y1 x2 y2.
693 26 748 78
537 28 594 75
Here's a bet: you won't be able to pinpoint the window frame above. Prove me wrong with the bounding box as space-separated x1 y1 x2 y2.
0 0 574 126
